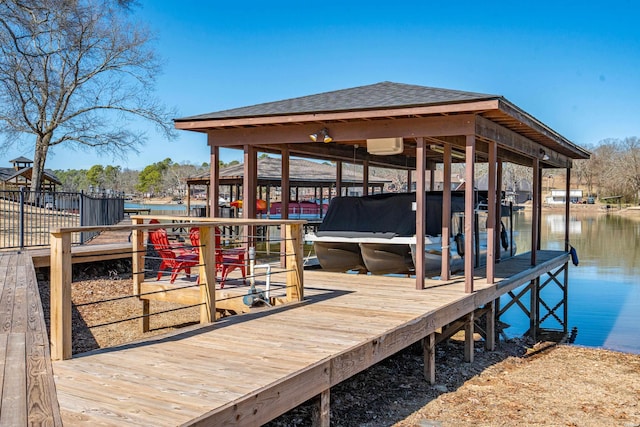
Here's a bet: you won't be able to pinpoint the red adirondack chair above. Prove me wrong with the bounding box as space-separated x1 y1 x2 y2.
189 227 246 288
148 226 199 284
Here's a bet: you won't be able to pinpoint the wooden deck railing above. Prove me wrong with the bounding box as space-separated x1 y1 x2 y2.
49 217 305 361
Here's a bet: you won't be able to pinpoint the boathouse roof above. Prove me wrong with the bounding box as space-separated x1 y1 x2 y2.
175 81 590 169
180 82 498 120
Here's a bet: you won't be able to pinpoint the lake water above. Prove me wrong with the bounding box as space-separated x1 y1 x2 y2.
500 210 640 354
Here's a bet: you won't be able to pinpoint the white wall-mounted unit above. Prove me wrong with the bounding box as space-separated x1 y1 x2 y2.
366 137 404 155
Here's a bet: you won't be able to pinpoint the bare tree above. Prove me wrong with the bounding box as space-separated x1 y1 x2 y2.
619 137 640 203
0 0 176 194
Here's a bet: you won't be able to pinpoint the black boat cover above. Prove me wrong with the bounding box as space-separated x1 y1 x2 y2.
317 192 467 238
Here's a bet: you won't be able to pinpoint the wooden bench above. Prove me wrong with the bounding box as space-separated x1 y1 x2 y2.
27 242 132 268
0 252 62 425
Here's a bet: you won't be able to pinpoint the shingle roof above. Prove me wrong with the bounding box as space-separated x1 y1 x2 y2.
0 167 61 185
9 156 33 164
177 82 500 121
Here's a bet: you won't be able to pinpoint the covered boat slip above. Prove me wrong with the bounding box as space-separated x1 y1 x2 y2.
175 81 590 291
307 191 517 275
51 250 568 426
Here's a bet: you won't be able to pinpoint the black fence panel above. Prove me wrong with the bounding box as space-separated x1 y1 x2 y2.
0 189 124 249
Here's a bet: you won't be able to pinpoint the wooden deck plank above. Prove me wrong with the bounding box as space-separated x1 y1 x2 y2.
45 250 569 426
1 333 27 426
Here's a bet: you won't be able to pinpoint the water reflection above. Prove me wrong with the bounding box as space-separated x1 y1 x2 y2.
502 210 640 354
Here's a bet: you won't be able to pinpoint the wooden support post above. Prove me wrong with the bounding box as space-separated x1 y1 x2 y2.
186 183 192 217
486 140 497 284
280 149 290 268
495 160 503 262
441 144 452 281
485 301 496 351
244 145 257 256
464 311 475 363
199 226 217 323
464 135 476 293
311 389 330 427
565 167 571 252
50 231 72 361
415 137 426 289
285 223 303 302
131 217 149 332
335 160 342 197
362 160 369 196
209 144 220 218
529 278 539 341
531 158 540 265
423 332 436 384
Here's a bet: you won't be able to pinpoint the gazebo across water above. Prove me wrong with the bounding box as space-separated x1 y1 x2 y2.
185 156 390 216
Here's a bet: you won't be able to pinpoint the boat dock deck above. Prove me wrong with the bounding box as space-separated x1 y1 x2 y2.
46 249 568 426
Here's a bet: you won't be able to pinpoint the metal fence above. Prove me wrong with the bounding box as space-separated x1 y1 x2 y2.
0 189 124 249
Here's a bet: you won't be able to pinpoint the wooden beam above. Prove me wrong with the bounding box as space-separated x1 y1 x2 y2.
206 115 476 146
464 135 475 293
475 115 572 168
175 101 498 130
284 143 416 170
498 99 589 159
415 137 426 290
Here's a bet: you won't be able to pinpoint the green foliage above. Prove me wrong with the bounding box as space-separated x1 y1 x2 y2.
136 159 173 194
86 165 105 187
54 169 89 192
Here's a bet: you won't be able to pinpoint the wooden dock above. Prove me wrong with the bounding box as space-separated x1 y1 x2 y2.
46 250 567 426
0 252 62 425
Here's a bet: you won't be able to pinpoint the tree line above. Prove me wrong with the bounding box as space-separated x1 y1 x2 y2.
572 137 640 204
52 137 640 206
54 159 219 199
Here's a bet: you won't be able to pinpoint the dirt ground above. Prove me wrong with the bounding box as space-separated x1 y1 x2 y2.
36 261 640 427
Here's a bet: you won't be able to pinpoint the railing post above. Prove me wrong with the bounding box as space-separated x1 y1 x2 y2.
18 187 25 249
50 230 72 361
131 217 149 332
285 223 303 302
79 190 85 243
199 226 217 323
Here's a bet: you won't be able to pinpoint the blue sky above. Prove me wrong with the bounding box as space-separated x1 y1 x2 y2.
11 0 640 170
